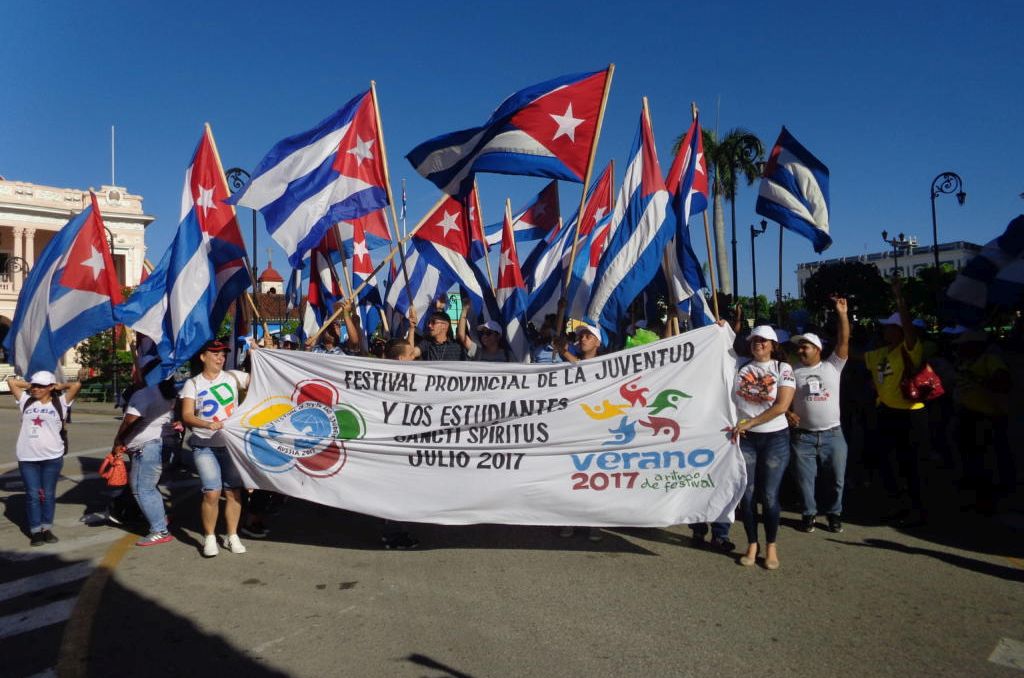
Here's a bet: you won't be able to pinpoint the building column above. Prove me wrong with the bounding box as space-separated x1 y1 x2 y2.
11 227 23 292
23 228 35 270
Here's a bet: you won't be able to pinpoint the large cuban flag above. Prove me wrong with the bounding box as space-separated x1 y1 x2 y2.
406 68 611 196
756 126 832 253
946 215 1024 326
586 105 671 340
3 194 123 376
565 161 615 320
116 207 217 384
180 125 252 333
496 205 529 362
229 90 389 267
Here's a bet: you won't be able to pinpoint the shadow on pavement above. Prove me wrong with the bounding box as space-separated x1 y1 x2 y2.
404 652 477 678
832 537 1024 583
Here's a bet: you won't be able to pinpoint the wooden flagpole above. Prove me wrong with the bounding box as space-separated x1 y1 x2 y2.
369 81 415 309
690 103 720 322
204 122 264 322
559 63 615 329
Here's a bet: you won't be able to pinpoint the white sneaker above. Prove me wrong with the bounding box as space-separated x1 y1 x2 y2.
224 534 247 554
202 534 219 557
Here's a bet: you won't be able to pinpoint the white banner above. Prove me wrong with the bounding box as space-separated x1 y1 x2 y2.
222 324 745 527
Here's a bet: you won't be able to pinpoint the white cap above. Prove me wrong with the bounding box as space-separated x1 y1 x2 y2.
879 312 903 326
29 371 57 386
749 325 778 343
791 333 823 350
576 323 603 343
476 320 502 334
281 334 300 345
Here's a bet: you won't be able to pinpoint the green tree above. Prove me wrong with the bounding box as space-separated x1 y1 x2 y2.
75 329 132 385
802 261 890 324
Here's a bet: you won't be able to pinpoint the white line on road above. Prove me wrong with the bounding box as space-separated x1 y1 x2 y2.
0 560 95 602
1 529 125 562
0 597 77 640
990 638 1024 671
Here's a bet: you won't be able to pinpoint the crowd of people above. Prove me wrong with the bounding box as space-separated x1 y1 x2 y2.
9 278 1016 570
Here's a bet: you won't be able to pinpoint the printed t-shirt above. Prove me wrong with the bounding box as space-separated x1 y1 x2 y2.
16 394 72 461
734 360 795 433
792 353 847 431
180 370 250 446
124 384 176 449
864 341 924 410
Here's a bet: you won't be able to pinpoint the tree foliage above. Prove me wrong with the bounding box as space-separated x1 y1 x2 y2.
802 261 890 323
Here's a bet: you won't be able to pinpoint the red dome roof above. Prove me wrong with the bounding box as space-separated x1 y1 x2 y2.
259 265 284 283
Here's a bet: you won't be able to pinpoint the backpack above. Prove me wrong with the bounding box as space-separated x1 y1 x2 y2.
22 395 69 456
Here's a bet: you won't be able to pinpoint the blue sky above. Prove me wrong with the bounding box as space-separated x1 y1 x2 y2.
2 1 1022 297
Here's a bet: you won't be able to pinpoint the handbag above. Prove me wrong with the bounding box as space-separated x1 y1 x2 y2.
99 449 129 487
899 346 945 402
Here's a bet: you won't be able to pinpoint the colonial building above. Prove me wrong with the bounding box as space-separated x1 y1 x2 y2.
795 240 982 298
0 178 154 370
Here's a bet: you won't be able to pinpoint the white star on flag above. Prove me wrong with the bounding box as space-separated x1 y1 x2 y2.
500 248 515 272
532 201 547 218
347 136 375 165
195 185 216 218
437 210 461 237
591 206 608 224
81 245 105 280
695 151 705 174
550 103 585 143
352 239 369 261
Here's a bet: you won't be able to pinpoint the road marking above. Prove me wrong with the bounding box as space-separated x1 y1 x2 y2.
57 532 136 678
1 530 125 562
0 597 77 641
0 561 95 602
989 638 1024 671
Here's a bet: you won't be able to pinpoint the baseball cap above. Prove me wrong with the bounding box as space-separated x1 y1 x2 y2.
427 311 452 325
201 339 230 353
29 371 57 386
280 333 299 345
748 325 778 343
791 333 823 350
477 320 502 334
576 323 603 344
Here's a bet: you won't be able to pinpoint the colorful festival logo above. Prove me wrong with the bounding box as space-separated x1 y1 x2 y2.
580 377 690 447
240 379 365 478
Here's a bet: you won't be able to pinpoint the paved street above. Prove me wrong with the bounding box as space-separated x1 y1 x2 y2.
1 400 1022 678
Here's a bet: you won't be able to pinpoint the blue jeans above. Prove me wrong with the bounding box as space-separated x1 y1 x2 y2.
791 427 848 517
191 442 243 492
130 439 167 533
739 429 791 544
19 457 64 533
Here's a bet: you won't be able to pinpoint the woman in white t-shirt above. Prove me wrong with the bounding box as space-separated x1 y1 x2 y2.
7 371 82 546
180 339 251 558
731 326 796 570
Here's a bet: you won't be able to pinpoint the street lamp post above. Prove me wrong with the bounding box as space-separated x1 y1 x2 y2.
750 219 768 322
882 230 913 278
929 172 966 270
226 167 257 284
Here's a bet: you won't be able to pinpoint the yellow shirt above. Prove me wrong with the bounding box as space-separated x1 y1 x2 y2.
864 341 925 410
956 353 1009 416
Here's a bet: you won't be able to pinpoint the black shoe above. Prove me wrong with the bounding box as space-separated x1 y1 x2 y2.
239 524 269 539
382 532 419 550
41 529 59 544
826 514 843 533
30 532 46 547
709 537 735 553
690 534 707 549
800 514 816 533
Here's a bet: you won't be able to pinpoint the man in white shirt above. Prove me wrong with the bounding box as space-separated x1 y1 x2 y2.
788 297 850 534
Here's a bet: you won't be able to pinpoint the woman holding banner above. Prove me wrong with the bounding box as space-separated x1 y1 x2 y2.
730 326 796 570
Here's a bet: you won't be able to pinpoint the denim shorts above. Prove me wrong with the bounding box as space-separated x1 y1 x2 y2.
191 441 243 492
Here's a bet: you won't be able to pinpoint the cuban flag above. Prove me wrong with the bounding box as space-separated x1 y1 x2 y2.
565 162 615 319
229 90 389 267
116 208 216 384
586 104 671 340
336 208 392 258
466 183 490 262
946 215 1024 326
484 180 561 247
3 194 123 376
303 241 345 340
496 205 529 362
663 117 710 323
524 219 576 326
756 127 831 253
351 213 384 339
181 125 252 333
406 68 611 196
412 194 496 321
384 238 453 332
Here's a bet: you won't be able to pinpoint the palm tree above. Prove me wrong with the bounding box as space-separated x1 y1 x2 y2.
674 128 764 298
